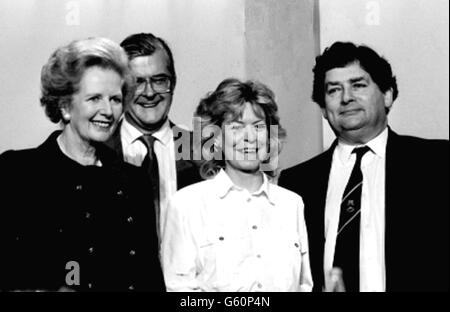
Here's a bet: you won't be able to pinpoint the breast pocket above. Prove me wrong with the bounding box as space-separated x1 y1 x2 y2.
198 230 252 287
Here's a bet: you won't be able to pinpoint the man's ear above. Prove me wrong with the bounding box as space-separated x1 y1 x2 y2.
384 88 394 111
321 107 328 120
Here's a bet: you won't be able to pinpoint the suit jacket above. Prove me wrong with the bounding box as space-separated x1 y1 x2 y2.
105 120 203 190
279 128 449 291
0 131 165 291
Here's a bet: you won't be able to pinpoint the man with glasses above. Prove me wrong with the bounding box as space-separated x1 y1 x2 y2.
106 33 202 244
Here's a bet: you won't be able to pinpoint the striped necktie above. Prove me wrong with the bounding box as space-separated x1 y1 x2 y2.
333 145 370 292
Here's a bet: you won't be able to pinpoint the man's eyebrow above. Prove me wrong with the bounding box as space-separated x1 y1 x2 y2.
151 73 171 78
349 76 366 83
325 76 366 85
136 74 170 79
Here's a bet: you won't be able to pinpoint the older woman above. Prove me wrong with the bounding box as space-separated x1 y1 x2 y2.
0 38 164 291
161 78 313 292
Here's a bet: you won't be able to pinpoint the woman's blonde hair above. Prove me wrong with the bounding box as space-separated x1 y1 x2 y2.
194 78 286 179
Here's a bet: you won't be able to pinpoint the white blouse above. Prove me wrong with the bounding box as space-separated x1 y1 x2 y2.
161 169 313 292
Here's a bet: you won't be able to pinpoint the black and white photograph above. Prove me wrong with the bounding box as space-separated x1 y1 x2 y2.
0 0 447 302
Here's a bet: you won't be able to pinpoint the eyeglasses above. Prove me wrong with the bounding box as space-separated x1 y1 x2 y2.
136 75 172 94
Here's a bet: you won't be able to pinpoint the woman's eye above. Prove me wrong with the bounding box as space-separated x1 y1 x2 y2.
229 124 244 131
89 96 101 102
255 123 267 130
111 97 122 104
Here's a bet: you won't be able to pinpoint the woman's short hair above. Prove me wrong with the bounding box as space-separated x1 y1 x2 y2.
40 37 133 123
195 78 287 179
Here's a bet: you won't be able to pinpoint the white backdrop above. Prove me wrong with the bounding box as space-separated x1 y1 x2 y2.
0 0 321 169
319 0 449 149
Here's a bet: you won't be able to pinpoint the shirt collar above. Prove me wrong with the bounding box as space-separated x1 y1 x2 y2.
214 169 275 205
121 118 172 146
152 119 172 145
336 127 388 165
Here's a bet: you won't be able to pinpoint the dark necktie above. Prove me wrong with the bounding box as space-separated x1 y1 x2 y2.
333 145 370 292
139 134 161 243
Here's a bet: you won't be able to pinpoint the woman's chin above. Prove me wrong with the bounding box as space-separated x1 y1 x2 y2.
87 131 113 143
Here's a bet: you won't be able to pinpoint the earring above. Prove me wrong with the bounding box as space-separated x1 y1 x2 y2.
63 113 70 121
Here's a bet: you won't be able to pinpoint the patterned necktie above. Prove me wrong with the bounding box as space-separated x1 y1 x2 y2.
333 145 370 292
139 134 161 243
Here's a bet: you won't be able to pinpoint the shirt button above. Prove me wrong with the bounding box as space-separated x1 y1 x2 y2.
76 185 82 191
117 190 123 196
252 225 258 230
15 236 20 241
88 247 94 254
129 250 136 256
58 228 63 233
257 283 263 288
246 198 252 203
294 243 299 248
85 212 91 219
88 283 93 289
128 285 134 290
127 216 133 223
256 254 261 258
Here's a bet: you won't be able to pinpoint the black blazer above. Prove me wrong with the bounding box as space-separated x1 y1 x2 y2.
0 131 165 292
279 129 449 291
105 120 203 190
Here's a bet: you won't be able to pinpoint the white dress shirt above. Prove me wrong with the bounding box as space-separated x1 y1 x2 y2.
120 118 177 235
161 169 313 292
324 127 388 292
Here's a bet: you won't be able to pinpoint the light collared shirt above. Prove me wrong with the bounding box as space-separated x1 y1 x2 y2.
324 127 388 292
120 118 177 236
161 169 313 292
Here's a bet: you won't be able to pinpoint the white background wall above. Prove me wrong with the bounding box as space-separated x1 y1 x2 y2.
0 0 320 169
319 0 449 148
245 0 322 169
2 0 445 167
0 0 247 152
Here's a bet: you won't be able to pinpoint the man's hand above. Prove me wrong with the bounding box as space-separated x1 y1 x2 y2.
324 267 346 292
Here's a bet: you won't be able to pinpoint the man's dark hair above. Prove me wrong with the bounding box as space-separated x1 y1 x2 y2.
120 33 177 89
312 41 398 108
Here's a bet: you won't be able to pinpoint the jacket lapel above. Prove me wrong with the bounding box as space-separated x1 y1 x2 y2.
170 122 202 190
384 128 403 290
309 141 336 291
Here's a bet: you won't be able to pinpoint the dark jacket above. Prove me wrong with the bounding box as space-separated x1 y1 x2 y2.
105 120 203 191
279 129 449 292
0 131 165 292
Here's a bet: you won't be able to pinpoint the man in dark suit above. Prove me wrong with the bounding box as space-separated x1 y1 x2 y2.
106 33 202 243
279 41 449 292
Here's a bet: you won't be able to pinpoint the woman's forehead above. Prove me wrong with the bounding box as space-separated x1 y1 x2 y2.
224 102 266 123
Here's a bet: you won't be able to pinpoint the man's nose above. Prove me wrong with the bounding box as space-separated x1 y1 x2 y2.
142 80 156 97
341 87 354 104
